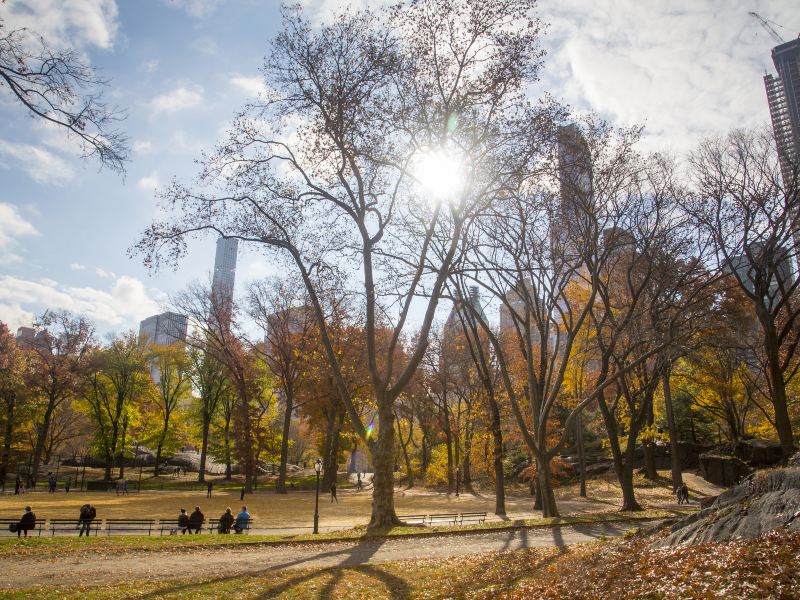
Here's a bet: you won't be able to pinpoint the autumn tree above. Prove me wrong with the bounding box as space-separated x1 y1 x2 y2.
145 343 192 475
249 277 316 493
0 322 24 482
134 0 550 528
687 128 800 458
187 345 229 482
23 311 93 484
82 332 148 481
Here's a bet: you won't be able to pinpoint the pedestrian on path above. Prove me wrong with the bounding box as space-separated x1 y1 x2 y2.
240 486 245 501
330 481 337 503
207 481 212 498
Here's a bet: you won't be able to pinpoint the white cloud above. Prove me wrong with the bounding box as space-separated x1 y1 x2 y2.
150 84 204 115
535 0 800 154
0 202 38 264
137 172 161 193
3 0 120 49
69 263 87 271
133 140 154 155
230 75 269 98
95 268 117 279
164 0 226 18
0 303 35 331
0 275 161 329
0 140 75 185
142 59 160 73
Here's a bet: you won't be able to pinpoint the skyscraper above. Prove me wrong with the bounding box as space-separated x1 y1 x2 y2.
138 312 188 346
764 38 800 185
211 236 238 309
555 124 593 264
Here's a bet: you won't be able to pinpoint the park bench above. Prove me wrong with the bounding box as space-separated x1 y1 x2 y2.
207 518 253 534
157 519 195 535
426 513 459 526
50 518 101 536
458 512 487 525
0 517 45 537
397 514 427 526
105 519 155 536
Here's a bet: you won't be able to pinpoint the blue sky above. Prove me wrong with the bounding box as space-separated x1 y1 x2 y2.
1 0 799 335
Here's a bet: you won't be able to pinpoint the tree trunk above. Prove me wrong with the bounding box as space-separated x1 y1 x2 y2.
154 413 170 477
276 389 293 494
223 416 232 480
488 394 506 515
118 415 128 479
597 390 642 512
367 399 400 529
0 392 15 482
322 408 336 491
576 411 586 498
643 402 657 480
536 454 559 518
198 415 210 483
759 312 797 458
31 399 55 484
662 367 683 489
462 415 473 487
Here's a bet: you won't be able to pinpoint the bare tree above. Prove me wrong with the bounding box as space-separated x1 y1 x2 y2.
134 0 550 528
687 128 800 458
0 13 128 172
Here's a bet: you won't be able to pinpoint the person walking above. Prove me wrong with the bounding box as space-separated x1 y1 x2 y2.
206 481 212 498
48 473 57 494
234 506 251 534
188 506 204 534
17 506 36 538
122 479 129 496
65 477 71 493
78 503 96 537
356 473 362 491
240 486 245 502
14 476 20 495
177 508 190 534
330 481 338 503
218 507 234 534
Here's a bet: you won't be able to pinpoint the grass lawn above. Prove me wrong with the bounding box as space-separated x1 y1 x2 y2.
0 508 691 558
4 528 796 599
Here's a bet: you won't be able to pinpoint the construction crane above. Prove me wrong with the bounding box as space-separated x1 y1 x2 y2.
749 12 795 44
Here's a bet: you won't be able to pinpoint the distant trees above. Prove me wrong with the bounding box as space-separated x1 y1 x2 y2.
146 344 191 475
0 323 23 482
688 129 800 458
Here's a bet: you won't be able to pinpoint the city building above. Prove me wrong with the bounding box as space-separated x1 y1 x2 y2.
555 123 593 265
212 236 239 308
138 312 188 346
14 326 47 350
724 242 795 308
764 38 800 186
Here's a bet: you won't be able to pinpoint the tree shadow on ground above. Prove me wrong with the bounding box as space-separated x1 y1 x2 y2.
132 533 410 599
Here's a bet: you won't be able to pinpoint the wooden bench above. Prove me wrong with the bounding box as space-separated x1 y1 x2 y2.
459 512 487 525
0 517 45 537
50 519 101 536
105 519 155 536
427 513 459 526
397 514 427 526
207 518 253 534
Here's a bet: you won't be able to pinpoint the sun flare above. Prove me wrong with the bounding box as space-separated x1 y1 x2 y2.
412 147 465 203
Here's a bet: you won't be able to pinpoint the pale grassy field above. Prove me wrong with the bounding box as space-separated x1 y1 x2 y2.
0 468 715 530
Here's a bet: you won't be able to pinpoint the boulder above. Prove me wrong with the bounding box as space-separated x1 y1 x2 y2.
655 467 800 547
699 452 752 487
718 439 783 468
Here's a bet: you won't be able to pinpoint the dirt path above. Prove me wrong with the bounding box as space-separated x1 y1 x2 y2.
0 521 645 591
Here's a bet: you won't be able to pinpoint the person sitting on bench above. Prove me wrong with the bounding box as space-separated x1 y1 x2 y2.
234 506 251 534
218 507 234 534
17 506 36 538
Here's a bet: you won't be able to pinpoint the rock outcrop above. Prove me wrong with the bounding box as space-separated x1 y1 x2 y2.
656 465 800 547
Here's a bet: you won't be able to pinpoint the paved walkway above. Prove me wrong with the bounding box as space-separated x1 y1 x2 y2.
0 520 648 591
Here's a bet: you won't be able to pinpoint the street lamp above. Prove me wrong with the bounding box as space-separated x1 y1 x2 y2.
313 459 322 534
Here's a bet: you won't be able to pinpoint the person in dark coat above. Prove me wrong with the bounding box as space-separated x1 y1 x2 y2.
218 507 234 534
78 503 96 537
188 506 204 534
17 506 36 538
177 508 190 534
330 482 338 503
206 481 212 498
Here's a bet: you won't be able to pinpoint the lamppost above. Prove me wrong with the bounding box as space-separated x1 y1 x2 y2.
455 467 460 497
313 459 322 534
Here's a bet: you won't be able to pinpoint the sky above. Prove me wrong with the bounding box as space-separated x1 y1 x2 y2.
0 0 799 336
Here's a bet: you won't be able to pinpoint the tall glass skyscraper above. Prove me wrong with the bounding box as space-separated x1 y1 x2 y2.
212 236 239 307
764 38 800 185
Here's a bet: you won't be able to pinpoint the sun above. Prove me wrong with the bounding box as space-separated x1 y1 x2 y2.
412 147 466 204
